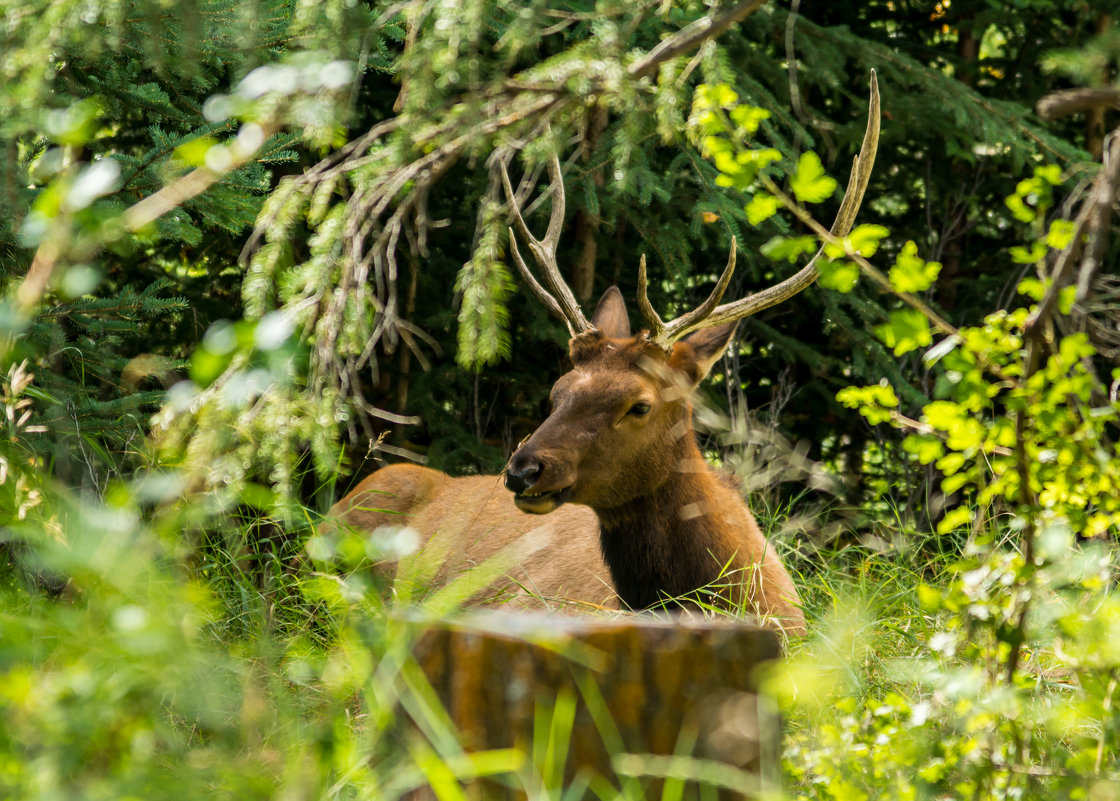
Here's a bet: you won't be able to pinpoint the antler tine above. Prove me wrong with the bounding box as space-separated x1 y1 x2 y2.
499 151 591 336
636 253 665 340
652 70 881 344
642 238 737 346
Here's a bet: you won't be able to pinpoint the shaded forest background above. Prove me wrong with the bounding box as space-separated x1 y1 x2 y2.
3 0 1118 534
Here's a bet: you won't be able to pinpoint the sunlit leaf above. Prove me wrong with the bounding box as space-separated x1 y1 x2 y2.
846 224 889 257
745 193 780 225
1045 218 1075 250
760 235 816 263
729 104 770 134
818 259 860 292
874 308 932 355
888 241 942 293
790 151 837 204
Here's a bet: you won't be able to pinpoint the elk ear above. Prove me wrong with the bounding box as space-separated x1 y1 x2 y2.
674 322 738 384
591 286 631 339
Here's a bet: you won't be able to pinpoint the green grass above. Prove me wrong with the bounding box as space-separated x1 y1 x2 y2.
4 474 1119 801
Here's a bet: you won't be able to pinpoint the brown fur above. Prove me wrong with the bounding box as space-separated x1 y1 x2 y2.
329 467 614 609
327 290 806 633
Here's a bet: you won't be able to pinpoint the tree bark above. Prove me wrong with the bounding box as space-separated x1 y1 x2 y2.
404 612 782 800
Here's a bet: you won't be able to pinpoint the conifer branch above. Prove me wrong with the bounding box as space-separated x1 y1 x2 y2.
628 0 768 80
18 122 277 316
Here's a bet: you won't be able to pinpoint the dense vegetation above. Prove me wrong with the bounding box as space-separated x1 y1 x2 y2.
3 0 1120 797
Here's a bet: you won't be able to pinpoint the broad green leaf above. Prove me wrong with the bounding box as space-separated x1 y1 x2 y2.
729 104 770 134
175 136 219 167
1009 241 1046 264
713 147 778 190
936 506 972 535
1004 192 1036 223
836 383 899 425
818 259 860 292
701 135 733 157
888 241 942 293
694 83 738 110
713 149 742 176
760 235 816 263
1017 276 1045 300
903 434 943 464
1058 285 1078 315
790 151 837 204
923 400 965 431
847 224 889 257
1045 218 1075 250
917 582 943 611
935 452 966 475
745 193 780 225
875 308 932 355
1036 163 1063 185
748 147 782 169
940 472 971 494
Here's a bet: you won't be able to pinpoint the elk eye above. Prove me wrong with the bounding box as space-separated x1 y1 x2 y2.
628 401 651 417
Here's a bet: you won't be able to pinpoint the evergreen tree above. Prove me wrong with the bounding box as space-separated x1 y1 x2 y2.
0 0 374 484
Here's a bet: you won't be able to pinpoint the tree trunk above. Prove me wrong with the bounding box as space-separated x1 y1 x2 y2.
404 612 783 800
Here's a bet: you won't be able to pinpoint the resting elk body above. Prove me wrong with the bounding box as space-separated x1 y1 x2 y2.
329 74 881 636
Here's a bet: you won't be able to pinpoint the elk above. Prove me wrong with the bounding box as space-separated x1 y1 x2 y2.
329 75 880 635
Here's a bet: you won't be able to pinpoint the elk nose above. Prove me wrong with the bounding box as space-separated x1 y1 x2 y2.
505 455 542 494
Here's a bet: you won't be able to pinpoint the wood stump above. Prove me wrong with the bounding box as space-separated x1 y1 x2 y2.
405 612 782 799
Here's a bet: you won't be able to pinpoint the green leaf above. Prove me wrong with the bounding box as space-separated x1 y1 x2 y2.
175 136 219 167
888 241 942 293
713 149 743 176
1036 163 1063 185
1004 192 1037 223
695 83 738 110
874 308 933 355
729 104 770 134
1017 277 1045 300
760 235 816 263
917 583 943 611
1009 241 1046 264
790 151 837 204
903 434 943 464
836 382 899 425
1045 218 1075 250
745 193 780 225
818 259 860 292
846 224 889 257
935 452 966 475
1058 285 1078 315
701 135 733 157
748 147 782 169
936 506 972 535
190 348 233 387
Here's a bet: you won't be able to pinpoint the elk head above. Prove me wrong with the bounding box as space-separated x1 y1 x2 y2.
505 287 738 514
499 73 880 516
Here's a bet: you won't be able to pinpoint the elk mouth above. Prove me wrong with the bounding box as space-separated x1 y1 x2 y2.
512 486 573 514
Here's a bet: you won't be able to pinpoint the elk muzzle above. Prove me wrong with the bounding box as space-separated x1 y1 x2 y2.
505 449 573 514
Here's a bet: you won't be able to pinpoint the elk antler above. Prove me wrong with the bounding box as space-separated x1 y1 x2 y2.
639 70 882 346
499 152 592 336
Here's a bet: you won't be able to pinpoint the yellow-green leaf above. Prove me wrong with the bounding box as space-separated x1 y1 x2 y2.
791 151 837 204
818 259 860 292
745 193 780 225
875 308 933 355
888 241 942 293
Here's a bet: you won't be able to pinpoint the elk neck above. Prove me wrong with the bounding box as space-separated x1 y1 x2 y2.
591 417 744 611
